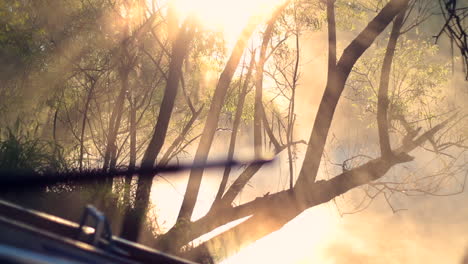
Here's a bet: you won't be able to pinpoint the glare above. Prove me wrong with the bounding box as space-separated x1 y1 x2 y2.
221 205 339 264
170 0 286 45
142 1 342 262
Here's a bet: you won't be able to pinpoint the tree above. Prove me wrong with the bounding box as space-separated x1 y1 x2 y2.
120 16 195 241
1 0 466 263
150 1 466 262
436 0 467 79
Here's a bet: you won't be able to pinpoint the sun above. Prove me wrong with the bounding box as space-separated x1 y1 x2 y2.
168 0 286 45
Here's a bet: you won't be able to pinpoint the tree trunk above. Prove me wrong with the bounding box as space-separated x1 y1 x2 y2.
176 17 264 222
377 4 407 158
254 1 290 157
102 67 128 171
79 77 96 172
286 6 301 189
212 53 256 205
185 117 450 262
294 0 409 194
140 22 193 169
120 22 193 242
158 105 204 167
157 0 411 260
128 94 137 171
109 66 130 170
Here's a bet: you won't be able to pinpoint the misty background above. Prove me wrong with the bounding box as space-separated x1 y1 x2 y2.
0 0 467 263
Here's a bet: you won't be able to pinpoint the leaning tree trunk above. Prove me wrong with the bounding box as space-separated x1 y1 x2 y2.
155 0 411 261
212 53 256 205
294 0 409 195
119 22 194 242
185 111 451 263
177 0 292 223
176 17 263 222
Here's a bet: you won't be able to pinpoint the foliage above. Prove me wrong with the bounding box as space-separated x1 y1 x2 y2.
0 120 68 173
347 37 451 127
0 0 466 262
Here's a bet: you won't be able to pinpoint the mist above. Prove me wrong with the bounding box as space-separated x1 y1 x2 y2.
0 0 467 263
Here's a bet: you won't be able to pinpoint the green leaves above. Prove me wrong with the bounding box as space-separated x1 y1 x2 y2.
0 120 68 174
347 36 450 124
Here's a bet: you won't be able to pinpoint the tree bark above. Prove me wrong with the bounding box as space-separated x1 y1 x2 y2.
261 105 281 152
286 5 301 189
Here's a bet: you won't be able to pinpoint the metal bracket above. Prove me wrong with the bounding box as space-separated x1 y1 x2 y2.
76 205 112 246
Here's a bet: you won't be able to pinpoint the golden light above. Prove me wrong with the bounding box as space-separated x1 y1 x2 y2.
169 0 286 45
220 205 339 264
142 1 343 262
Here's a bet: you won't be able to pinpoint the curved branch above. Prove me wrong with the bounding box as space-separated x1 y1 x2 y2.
377 3 407 158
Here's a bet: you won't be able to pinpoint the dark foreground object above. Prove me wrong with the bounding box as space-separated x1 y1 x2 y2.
0 199 196 264
0 159 273 191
